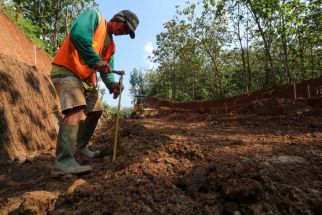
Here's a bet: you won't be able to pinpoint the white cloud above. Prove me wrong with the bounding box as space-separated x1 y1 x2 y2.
143 41 158 70
144 42 155 55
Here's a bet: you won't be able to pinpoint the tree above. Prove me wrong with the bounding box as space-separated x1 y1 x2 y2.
129 68 147 104
142 0 321 103
9 0 98 54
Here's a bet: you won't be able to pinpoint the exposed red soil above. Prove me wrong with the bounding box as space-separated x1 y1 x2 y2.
0 11 58 164
144 77 322 113
1 98 321 215
0 12 52 74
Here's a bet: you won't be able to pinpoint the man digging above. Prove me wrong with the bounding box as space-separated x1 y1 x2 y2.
50 9 139 176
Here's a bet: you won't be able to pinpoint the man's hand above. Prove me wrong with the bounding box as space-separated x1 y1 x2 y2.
109 82 124 99
95 61 111 74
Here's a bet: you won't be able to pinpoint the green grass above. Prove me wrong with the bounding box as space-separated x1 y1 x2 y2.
1 5 49 54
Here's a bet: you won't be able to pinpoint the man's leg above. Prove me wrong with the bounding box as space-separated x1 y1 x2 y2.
77 110 103 158
51 75 92 175
76 86 104 158
53 106 93 175
62 106 84 124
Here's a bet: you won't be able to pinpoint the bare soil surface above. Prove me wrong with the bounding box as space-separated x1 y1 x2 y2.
0 11 58 163
0 54 59 164
1 98 321 215
0 12 52 74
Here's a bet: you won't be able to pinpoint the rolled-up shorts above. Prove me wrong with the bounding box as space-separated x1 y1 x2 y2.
51 75 104 114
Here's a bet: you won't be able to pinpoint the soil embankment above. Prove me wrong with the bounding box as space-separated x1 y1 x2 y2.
0 12 58 164
0 12 52 74
144 78 322 113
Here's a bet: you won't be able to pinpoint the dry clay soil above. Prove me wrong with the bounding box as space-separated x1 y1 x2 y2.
1 99 322 215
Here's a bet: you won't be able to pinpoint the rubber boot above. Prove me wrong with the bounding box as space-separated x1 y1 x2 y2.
77 120 100 158
52 124 92 176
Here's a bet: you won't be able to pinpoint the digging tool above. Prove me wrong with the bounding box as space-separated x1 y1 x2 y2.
113 73 124 161
112 70 125 76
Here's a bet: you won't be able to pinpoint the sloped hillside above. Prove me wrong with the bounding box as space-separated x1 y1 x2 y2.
0 12 52 74
0 12 58 164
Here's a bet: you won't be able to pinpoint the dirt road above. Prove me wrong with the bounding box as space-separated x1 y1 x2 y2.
1 99 322 214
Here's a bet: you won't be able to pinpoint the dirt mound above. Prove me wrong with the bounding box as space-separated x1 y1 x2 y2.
0 11 58 164
144 77 322 113
237 98 312 116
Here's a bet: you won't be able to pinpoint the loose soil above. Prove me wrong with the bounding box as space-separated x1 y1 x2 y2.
1 98 321 215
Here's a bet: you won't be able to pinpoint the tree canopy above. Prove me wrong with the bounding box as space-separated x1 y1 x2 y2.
1 0 320 102
131 0 321 102
1 0 98 55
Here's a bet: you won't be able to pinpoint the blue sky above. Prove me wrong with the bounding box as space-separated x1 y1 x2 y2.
96 0 182 108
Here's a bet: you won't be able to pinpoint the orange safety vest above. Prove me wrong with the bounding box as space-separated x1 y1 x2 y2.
53 16 115 84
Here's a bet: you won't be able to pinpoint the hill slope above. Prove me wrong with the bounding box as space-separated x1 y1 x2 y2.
0 12 58 164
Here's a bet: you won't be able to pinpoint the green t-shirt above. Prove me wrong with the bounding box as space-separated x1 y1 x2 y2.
51 9 115 88
70 9 101 68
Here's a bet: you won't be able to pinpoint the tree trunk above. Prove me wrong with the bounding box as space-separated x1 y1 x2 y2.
281 3 291 83
246 12 252 90
310 44 315 78
53 0 62 52
246 0 276 86
298 30 305 80
318 49 322 76
192 69 196 100
172 55 177 99
65 0 70 35
37 0 43 38
15 1 23 21
237 4 249 92
264 52 270 86
213 63 224 97
203 48 224 97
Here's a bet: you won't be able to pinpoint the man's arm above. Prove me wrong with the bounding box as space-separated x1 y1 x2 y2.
70 10 101 68
100 55 115 88
100 55 124 99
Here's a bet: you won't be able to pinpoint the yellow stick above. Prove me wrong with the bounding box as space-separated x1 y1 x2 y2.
113 75 123 161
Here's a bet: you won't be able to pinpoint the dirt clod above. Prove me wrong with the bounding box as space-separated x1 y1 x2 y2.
17 191 59 215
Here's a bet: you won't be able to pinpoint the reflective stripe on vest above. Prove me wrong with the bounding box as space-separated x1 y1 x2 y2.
52 16 115 81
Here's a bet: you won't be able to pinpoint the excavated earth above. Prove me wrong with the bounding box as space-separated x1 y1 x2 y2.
0 11 58 164
1 98 322 215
